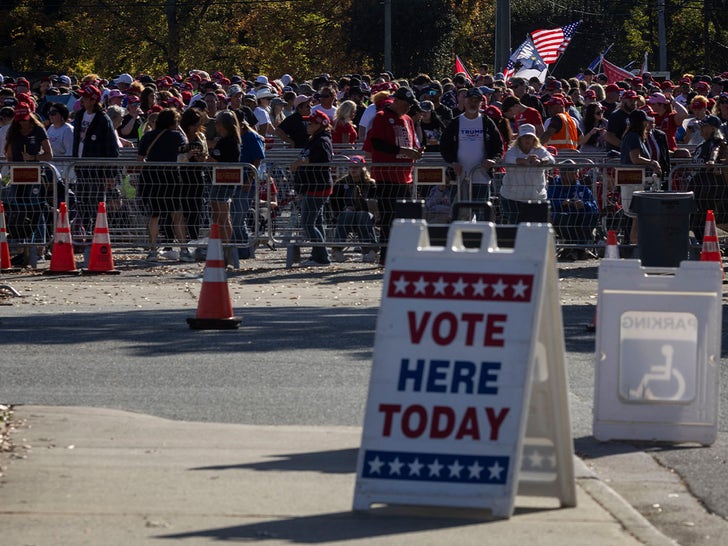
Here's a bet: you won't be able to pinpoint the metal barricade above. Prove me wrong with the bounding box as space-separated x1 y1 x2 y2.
668 163 728 243
0 161 60 267
57 160 259 258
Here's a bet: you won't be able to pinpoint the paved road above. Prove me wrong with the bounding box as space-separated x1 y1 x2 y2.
1 249 727 544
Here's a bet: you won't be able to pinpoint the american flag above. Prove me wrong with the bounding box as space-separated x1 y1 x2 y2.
530 21 581 65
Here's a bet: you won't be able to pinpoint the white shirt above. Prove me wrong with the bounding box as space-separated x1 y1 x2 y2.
312 104 337 121
457 114 489 184
47 122 74 157
500 145 555 202
358 103 378 133
78 111 96 157
0 124 9 159
253 106 271 130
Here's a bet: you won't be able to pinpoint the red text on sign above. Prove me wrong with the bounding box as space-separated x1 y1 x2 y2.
407 311 507 347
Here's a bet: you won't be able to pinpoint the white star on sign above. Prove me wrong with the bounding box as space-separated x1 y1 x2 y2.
527 450 544 468
388 457 404 475
452 277 468 295
413 276 429 294
368 456 384 474
472 278 488 296
467 460 484 479
511 279 529 298
393 276 409 294
488 461 504 481
491 278 507 297
409 458 424 476
448 459 464 478
428 458 444 477
432 276 449 295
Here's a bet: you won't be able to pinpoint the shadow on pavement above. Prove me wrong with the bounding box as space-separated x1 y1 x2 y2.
191 447 359 474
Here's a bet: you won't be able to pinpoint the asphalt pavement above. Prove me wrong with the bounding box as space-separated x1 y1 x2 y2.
1 241 727 544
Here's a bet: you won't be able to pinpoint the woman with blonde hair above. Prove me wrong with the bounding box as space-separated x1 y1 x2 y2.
332 99 358 144
499 124 555 223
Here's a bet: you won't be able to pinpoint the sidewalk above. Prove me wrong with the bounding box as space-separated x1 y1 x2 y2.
0 405 675 545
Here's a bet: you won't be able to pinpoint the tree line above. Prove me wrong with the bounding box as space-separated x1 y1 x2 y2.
0 0 724 81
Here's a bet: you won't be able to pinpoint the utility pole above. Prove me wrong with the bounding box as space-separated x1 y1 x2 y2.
494 0 511 73
384 0 392 72
657 0 667 71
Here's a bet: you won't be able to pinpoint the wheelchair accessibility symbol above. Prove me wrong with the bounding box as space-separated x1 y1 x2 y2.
619 311 698 403
628 345 686 401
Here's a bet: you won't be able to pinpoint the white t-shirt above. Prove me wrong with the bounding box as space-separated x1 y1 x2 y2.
253 106 271 130
457 114 489 184
358 103 378 134
47 122 74 157
312 104 337 121
78 111 96 157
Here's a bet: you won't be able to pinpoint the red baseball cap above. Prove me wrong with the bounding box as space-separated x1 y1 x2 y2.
302 109 330 127
14 105 31 122
79 84 102 102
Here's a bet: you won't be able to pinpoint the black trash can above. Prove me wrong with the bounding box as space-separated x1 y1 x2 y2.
631 191 695 267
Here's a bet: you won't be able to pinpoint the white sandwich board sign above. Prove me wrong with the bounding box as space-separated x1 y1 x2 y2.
353 220 576 518
594 259 722 445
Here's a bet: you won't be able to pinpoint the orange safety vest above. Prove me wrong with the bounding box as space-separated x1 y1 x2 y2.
548 113 579 150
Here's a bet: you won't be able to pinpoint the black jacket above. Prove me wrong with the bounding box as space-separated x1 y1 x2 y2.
439 113 504 166
294 130 333 195
72 109 119 158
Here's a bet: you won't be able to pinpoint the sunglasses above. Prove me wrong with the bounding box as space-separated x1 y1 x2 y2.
319 94 333 99
49 110 59 115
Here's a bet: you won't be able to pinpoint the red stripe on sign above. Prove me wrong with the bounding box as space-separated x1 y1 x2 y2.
387 271 534 302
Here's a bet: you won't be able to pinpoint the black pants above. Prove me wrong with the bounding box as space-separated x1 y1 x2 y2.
377 181 414 261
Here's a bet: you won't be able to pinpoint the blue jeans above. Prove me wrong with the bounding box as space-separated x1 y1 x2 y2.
230 184 256 259
335 210 378 250
300 195 330 264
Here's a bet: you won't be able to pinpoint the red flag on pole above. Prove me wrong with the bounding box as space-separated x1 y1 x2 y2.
455 55 474 84
601 58 634 84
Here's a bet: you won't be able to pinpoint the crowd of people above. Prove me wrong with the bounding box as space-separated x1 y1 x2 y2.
0 66 726 267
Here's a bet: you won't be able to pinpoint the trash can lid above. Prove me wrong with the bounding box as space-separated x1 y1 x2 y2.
631 191 696 213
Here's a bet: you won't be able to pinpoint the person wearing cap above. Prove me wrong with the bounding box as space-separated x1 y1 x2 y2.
605 89 639 151
72 83 120 237
440 86 503 209
276 94 311 148
329 156 378 263
501 95 544 138
4 104 53 264
621 108 662 175
541 96 581 151
601 84 622 117
419 100 446 151
688 114 728 241
547 159 599 260
363 86 423 264
646 92 688 151
113 73 134 93
712 92 728 131
508 76 546 119
253 87 276 136
500 123 555 224
291 109 334 266
118 94 144 144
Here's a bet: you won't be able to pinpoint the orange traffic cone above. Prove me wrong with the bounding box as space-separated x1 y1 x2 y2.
700 210 724 280
187 224 241 330
44 202 80 276
586 231 621 332
82 202 120 275
605 230 619 259
0 201 19 273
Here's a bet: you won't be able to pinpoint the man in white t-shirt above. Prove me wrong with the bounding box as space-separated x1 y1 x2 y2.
311 86 336 121
440 87 503 212
254 87 275 136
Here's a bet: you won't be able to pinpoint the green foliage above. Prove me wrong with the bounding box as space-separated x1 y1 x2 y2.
0 0 722 82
